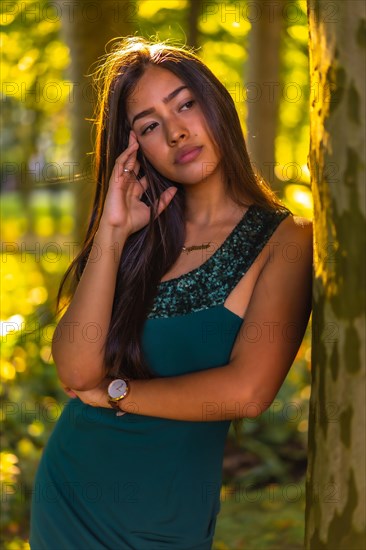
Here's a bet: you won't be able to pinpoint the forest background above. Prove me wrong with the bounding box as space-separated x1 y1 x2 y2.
2 1 358 549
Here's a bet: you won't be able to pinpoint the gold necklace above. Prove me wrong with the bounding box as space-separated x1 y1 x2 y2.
181 242 212 254
181 206 246 255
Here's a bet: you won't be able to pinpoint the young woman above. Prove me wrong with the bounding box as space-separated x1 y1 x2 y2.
29 36 312 549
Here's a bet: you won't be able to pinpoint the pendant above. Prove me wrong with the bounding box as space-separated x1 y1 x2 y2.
181 243 211 254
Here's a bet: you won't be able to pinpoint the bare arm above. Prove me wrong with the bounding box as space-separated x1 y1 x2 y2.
120 216 312 421
52 223 128 390
75 215 313 421
52 132 177 391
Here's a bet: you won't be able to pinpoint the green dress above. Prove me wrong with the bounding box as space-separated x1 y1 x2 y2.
29 204 290 550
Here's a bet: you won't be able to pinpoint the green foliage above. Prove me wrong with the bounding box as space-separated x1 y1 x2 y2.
1 0 72 186
227 336 311 487
213 478 306 549
1 191 73 546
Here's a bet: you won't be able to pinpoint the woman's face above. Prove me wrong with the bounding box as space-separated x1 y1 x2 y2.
126 65 222 185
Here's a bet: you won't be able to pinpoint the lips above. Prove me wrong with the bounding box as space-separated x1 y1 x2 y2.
175 146 203 164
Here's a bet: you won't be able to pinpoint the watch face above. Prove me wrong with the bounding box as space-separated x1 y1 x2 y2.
108 379 127 399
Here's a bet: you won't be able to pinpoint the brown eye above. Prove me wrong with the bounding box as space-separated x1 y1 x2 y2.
180 100 195 110
141 122 158 135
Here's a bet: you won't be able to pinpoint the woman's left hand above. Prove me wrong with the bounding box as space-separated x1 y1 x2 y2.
67 378 115 409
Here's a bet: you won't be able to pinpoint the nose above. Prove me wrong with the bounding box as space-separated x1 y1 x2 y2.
165 116 188 145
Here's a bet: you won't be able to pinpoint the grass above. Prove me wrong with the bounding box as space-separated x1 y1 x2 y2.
213 479 305 549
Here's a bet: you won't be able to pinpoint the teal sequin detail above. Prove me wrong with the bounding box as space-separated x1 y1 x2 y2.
147 204 291 319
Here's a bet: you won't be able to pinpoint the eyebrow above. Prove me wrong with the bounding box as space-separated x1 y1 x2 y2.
131 85 189 127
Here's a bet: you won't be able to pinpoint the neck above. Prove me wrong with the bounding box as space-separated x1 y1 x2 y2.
185 199 246 229
182 166 230 225
182 167 251 226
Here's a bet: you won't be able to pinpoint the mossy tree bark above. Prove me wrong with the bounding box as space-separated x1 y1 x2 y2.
305 1 366 548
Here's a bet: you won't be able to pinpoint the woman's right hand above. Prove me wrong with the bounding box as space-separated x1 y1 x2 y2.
100 130 178 236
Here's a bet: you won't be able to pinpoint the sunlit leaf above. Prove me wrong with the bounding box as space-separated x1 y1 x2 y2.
59 214 74 234
12 356 26 372
18 49 39 72
139 0 187 19
43 41 69 70
288 185 313 208
27 286 48 305
17 437 36 455
287 25 308 43
33 215 54 236
40 345 53 363
27 421 44 437
0 360 16 381
0 452 20 483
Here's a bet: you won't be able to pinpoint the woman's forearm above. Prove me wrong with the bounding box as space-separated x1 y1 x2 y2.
118 365 260 422
52 222 129 390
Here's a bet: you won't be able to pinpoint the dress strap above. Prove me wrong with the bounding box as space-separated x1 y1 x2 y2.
146 204 291 319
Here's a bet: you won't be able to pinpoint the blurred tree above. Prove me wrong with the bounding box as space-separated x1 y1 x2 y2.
54 0 134 245
0 1 68 202
188 0 203 48
246 0 286 196
305 1 366 548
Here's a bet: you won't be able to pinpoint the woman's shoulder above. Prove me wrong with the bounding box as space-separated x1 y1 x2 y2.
277 210 313 240
269 208 313 263
253 203 313 245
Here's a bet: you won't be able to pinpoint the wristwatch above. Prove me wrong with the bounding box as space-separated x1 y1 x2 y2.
107 378 130 415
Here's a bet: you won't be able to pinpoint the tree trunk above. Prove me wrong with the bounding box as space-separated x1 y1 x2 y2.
305 1 366 548
56 0 133 246
187 0 203 48
246 0 286 196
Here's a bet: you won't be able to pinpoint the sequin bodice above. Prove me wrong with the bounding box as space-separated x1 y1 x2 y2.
147 204 291 319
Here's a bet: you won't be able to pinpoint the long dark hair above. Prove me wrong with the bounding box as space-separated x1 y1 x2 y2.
56 36 285 387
